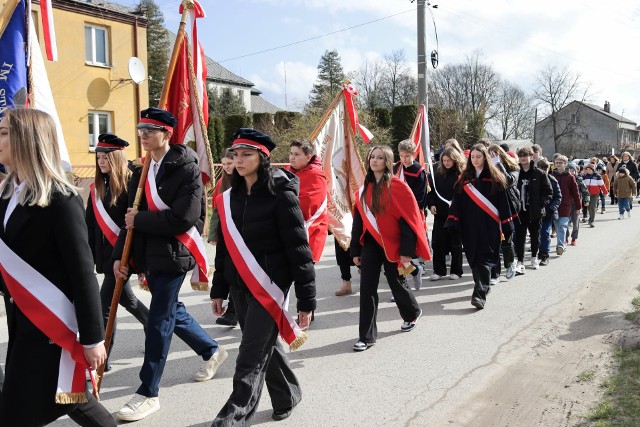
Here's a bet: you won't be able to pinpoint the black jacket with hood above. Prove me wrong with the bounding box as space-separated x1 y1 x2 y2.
210 168 316 312
112 144 206 274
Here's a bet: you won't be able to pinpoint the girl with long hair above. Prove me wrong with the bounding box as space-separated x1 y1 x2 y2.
211 129 316 424
350 145 430 351
446 144 515 309
427 147 466 281
85 134 149 372
0 109 115 426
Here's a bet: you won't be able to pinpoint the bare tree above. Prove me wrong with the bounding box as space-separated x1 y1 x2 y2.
533 65 591 153
380 50 413 108
355 59 385 112
492 81 535 140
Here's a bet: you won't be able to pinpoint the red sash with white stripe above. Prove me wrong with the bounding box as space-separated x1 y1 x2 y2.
463 183 507 239
89 183 119 247
0 237 96 404
144 174 210 291
218 190 307 350
304 195 327 261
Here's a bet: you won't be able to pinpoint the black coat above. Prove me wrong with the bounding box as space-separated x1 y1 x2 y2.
85 176 128 274
210 168 316 312
617 160 639 181
445 168 514 268
0 191 104 423
426 166 459 220
393 161 428 209
113 144 206 274
518 161 552 220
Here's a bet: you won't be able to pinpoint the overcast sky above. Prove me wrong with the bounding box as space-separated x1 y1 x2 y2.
118 0 640 125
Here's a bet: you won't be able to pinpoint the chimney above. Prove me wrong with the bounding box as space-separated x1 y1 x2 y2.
604 101 610 113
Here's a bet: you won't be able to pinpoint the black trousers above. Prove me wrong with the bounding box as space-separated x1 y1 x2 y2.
334 238 354 281
358 235 421 343
212 286 301 427
471 263 492 302
514 211 541 261
431 216 463 277
100 273 149 363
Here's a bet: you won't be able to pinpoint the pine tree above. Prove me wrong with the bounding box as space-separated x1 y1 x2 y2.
309 50 345 109
208 87 246 118
139 0 168 107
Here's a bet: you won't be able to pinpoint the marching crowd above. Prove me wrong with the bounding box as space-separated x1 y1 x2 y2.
0 107 638 426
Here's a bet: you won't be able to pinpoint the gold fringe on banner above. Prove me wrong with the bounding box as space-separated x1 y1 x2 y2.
191 282 209 291
55 392 88 405
288 331 308 351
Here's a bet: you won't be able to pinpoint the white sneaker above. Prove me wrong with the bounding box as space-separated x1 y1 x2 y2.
531 258 539 270
515 261 525 275
628 211 632 218
117 394 160 421
194 346 228 382
429 274 442 281
448 274 460 280
619 214 624 220
505 264 515 280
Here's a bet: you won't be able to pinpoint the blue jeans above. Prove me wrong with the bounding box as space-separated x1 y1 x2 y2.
137 272 218 397
539 216 553 256
618 197 631 214
553 217 570 250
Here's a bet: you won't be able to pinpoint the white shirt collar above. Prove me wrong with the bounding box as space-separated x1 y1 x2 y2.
4 178 28 229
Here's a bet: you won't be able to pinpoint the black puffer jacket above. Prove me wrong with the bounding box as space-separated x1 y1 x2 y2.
112 144 206 274
518 161 552 220
210 168 316 312
85 175 128 274
426 166 459 219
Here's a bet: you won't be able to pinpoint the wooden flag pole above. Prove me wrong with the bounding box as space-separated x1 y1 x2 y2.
96 0 194 393
0 0 20 38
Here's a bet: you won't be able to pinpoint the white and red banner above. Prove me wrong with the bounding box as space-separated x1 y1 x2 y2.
309 90 366 249
89 183 119 247
145 174 210 290
164 0 213 185
39 0 57 61
0 237 95 403
218 190 307 350
343 83 373 143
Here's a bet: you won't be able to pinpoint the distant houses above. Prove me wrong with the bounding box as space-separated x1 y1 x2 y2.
535 100 639 158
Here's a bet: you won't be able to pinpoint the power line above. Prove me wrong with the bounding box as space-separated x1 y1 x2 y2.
217 8 415 63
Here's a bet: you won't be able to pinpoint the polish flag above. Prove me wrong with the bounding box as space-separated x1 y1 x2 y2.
40 0 58 61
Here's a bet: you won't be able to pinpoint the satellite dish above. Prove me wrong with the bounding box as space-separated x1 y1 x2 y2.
128 57 146 84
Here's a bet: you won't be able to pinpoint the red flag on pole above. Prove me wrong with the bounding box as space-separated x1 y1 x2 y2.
162 0 213 185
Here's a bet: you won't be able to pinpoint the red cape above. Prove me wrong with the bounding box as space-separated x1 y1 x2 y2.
286 156 328 262
355 176 431 262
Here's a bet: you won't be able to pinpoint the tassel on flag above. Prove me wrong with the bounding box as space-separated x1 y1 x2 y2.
40 0 58 61
164 0 214 185
343 82 374 143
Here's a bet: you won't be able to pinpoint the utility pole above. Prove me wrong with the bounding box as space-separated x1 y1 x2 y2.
283 61 288 110
417 0 428 158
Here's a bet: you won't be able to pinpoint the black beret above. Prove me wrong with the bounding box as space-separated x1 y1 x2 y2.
231 128 276 156
96 133 129 152
137 107 178 130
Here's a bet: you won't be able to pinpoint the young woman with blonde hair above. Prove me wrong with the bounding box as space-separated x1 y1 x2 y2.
0 109 115 426
85 133 149 372
350 145 430 351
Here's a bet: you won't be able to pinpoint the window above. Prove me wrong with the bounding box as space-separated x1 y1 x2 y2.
88 111 111 150
85 25 109 65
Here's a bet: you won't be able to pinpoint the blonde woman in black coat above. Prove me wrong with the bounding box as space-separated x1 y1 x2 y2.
0 109 114 426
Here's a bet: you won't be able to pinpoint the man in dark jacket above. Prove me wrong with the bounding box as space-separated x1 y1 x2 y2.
513 147 552 274
112 108 225 422
537 159 562 265
552 155 581 255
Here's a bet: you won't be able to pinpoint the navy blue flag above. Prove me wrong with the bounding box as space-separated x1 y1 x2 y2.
0 0 28 117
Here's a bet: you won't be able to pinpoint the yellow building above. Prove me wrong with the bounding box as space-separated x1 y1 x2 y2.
29 0 149 172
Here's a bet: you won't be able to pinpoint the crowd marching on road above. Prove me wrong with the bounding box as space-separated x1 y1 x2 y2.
1 107 640 426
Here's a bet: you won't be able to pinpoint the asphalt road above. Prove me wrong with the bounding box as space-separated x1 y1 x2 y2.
2 206 638 426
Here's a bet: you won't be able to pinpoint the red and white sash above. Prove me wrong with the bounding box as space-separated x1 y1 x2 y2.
304 195 327 237
0 237 96 404
218 189 307 350
463 183 504 239
145 174 210 291
356 186 384 248
89 183 119 247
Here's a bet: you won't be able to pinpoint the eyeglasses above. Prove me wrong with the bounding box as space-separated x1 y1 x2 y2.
137 129 163 138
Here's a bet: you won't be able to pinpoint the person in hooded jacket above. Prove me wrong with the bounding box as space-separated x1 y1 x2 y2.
536 159 562 266
211 129 316 424
112 108 226 422
85 133 149 372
